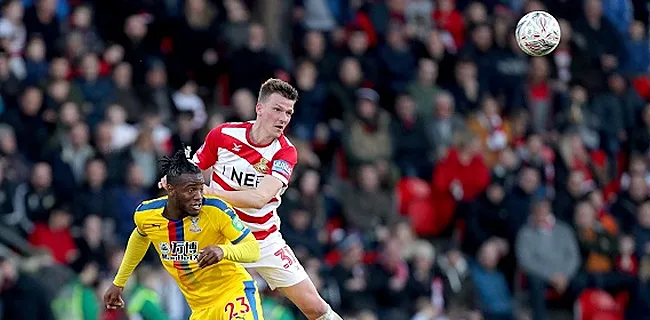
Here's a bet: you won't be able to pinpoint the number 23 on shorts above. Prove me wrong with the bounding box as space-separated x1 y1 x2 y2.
224 296 251 320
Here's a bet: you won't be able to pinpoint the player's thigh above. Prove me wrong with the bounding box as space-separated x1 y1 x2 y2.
220 280 264 320
253 243 308 290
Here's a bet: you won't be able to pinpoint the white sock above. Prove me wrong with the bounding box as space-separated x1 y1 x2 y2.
315 305 343 320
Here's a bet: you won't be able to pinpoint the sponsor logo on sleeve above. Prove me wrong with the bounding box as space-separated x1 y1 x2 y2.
272 160 293 177
232 215 246 232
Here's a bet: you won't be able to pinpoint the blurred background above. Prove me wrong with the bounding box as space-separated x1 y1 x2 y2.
0 0 649 319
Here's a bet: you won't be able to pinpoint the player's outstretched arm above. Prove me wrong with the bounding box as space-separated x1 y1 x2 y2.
112 229 151 287
105 229 151 309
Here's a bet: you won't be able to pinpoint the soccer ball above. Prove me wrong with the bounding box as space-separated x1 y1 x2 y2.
515 11 561 57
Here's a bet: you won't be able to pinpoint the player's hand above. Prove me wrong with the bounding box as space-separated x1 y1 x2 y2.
158 175 168 190
198 246 224 268
104 284 125 309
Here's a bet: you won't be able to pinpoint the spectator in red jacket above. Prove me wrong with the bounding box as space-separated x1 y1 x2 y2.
431 132 490 236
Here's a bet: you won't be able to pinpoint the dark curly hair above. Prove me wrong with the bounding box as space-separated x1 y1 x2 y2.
159 147 201 185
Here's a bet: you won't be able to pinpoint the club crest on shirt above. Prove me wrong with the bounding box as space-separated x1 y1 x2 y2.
159 242 170 254
252 158 269 174
189 217 202 233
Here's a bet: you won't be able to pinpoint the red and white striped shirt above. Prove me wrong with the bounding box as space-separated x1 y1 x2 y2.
193 121 297 241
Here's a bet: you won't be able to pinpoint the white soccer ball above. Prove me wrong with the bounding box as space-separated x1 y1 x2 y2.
515 11 561 57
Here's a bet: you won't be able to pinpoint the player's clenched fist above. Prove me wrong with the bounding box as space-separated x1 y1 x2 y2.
198 246 224 268
104 285 125 309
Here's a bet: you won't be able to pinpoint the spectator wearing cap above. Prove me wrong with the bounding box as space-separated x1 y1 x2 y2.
516 199 582 320
343 88 392 168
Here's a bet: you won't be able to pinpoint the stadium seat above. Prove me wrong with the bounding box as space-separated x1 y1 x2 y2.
574 289 623 320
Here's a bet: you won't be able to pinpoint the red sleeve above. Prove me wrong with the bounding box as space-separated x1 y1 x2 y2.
270 146 297 185
432 151 456 192
194 125 222 170
463 161 490 200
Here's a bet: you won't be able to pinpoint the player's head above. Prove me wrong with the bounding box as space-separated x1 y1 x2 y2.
256 78 298 138
159 148 204 216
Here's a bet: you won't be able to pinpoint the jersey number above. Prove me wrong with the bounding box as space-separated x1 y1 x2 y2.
274 245 296 269
225 297 250 319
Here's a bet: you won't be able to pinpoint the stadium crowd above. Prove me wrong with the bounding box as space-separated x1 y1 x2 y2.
0 0 649 319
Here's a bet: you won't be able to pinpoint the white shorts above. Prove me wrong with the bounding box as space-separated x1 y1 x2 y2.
241 233 309 290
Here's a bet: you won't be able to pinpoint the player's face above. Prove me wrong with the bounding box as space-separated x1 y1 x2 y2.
172 173 205 216
257 93 294 138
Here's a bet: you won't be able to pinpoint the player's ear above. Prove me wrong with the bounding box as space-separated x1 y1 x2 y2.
255 103 263 115
166 184 175 195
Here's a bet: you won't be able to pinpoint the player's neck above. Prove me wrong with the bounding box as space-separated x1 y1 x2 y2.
162 202 184 221
249 122 275 146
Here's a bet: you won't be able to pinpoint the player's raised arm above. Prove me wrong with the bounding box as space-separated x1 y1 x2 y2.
203 146 297 209
104 210 152 309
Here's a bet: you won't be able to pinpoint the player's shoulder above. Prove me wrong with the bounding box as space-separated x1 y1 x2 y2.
134 196 168 221
201 196 238 224
277 133 296 150
273 134 297 162
207 121 250 144
207 121 249 137
201 196 232 213
214 121 251 133
136 196 168 212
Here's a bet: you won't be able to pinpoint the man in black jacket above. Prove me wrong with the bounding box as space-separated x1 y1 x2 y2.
0 255 54 320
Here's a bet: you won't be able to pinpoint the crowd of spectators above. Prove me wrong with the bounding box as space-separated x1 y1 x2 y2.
0 0 650 319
